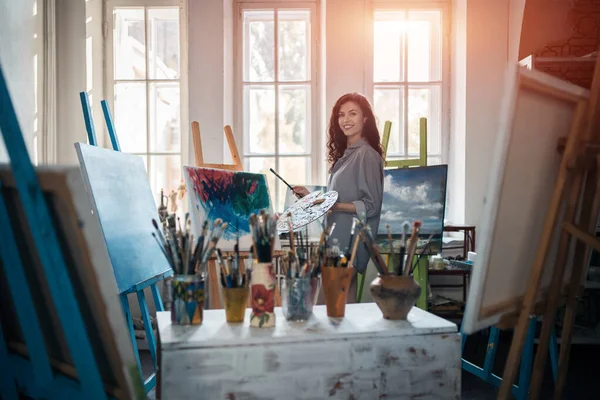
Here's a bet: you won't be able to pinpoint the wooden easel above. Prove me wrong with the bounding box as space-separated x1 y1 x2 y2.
498 50 600 399
189 121 282 310
191 121 242 171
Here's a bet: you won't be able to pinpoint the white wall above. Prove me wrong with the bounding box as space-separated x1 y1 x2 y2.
463 0 509 227
55 0 87 164
86 0 106 148
187 0 226 166
0 0 39 162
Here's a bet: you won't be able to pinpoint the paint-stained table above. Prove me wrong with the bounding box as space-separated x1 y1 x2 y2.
157 303 461 399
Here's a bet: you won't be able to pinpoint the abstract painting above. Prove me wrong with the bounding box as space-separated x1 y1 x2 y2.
283 184 328 240
377 165 448 255
184 166 275 251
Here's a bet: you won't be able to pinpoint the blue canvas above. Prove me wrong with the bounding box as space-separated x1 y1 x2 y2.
75 143 173 294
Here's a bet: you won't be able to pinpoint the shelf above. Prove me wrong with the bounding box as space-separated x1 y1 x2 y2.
584 280 600 289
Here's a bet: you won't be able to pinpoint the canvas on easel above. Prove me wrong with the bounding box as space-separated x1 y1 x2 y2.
0 166 144 399
462 66 590 334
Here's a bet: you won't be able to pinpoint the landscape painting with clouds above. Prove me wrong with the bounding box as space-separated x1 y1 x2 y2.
376 165 448 255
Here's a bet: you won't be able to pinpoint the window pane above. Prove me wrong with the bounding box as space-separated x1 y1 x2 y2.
407 11 442 82
148 155 181 207
148 8 180 79
374 87 403 156
113 8 145 80
245 85 275 154
373 12 404 82
278 10 310 82
278 157 309 212
244 10 275 82
407 85 441 156
149 82 180 152
247 157 276 208
279 84 309 154
114 82 147 153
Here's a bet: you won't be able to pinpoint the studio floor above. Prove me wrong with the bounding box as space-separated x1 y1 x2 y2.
143 327 600 399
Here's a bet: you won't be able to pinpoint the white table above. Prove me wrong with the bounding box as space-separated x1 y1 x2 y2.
157 303 461 399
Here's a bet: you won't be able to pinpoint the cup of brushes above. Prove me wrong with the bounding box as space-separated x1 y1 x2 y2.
319 217 356 319
249 211 278 328
217 246 250 323
152 214 227 325
281 216 318 321
368 221 424 321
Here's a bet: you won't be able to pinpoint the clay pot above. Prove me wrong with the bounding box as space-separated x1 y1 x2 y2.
321 266 354 318
370 274 421 320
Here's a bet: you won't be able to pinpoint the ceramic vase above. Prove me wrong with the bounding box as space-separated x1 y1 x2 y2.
249 262 276 328
370 274 421 320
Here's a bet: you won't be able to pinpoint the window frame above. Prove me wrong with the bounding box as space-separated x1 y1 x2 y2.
365 0 450 165
104 0 189 197
234 1 320 210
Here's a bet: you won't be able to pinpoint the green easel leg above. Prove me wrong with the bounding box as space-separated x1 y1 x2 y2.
412 256 428 310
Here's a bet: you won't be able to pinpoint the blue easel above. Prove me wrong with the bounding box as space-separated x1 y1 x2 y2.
79 92 170 393
0 68 107 398
461 318 558 399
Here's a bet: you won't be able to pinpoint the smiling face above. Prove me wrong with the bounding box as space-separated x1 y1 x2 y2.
337 101 367 141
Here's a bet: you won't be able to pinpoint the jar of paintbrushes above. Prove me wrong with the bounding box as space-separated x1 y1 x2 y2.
281 222 318 321
319 219 355 319
151 215 227 325
217 246 250 323
367 221 424 321
248 211 278 328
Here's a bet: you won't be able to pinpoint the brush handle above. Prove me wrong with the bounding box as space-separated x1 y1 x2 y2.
403 231 420 276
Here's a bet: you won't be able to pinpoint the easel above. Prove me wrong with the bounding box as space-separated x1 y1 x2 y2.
496 52 600 399
189 121 283 309
79 92 169 394
356 118 429 306
0 66 142 399
461 319 558 399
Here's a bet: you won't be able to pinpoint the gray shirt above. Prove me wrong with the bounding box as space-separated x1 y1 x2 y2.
327 138 384 274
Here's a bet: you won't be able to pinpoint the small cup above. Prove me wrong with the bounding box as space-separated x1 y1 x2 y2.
171 275 205 325
250 262 276 328
282 277 318 321
321 266 354 318
222 287 249 323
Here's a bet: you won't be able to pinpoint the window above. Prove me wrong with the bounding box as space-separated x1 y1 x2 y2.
106 1 185 205
237 4 317 212
371 9 446 165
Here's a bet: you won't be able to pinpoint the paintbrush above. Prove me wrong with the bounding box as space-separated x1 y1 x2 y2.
269 168 301 198
413 233 436 272
359 225 389 275
152 232 175 270
403 221 422 276
398 221 410 275
386 224 394 271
